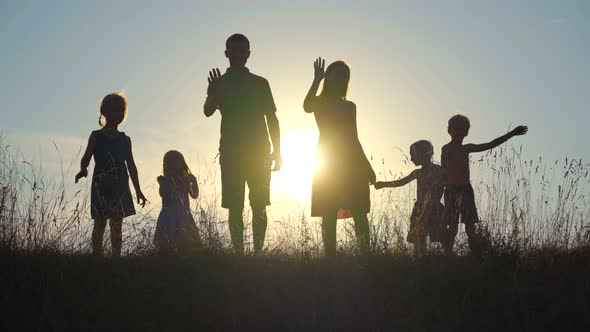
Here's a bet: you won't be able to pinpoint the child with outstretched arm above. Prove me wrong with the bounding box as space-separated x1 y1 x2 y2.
375 140 445 257
442 114 527 256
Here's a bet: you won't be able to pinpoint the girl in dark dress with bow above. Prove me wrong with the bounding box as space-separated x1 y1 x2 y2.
75 93 147 257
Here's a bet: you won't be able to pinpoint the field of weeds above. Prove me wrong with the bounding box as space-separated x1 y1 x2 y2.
1 139 589 331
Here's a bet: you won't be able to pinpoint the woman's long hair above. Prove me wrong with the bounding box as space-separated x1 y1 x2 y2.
163 150 191 177
320 61 350 99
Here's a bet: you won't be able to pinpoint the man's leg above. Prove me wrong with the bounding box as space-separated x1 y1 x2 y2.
92 216 107 256
220 153 246 255
109 217 123 258
252 206 267 254
228 208 244 255
247 153 272 255
351 209 370 255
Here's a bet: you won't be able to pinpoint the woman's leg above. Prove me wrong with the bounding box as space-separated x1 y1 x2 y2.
92 216 107 256
414 234 426 258
321 210 338 256
351 210 370 255
465 223 480 256
109 217 123 257
444 223 458 255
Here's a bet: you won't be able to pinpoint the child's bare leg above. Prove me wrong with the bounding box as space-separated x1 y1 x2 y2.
465 223 480 256
321 211 338 256
92 216 107 256
351 210 370 255
109 217 123 257
444 223 458 255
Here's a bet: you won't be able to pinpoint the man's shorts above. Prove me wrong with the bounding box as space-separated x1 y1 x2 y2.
444 184 479 224
220 152 271 210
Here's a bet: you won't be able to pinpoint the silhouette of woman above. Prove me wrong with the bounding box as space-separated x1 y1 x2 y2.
304 58 376 256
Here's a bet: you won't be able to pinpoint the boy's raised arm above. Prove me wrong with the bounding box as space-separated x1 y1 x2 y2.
464 125 528 153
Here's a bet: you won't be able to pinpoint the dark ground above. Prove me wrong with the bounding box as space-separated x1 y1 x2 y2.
1 249 589 331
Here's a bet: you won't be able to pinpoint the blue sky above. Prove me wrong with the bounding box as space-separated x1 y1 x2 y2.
1 0 588 204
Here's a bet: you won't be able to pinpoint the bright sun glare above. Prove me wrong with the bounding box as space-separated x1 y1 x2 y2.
272 129 319 202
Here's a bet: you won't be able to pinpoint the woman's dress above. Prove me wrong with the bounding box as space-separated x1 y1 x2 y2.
309 97 374 217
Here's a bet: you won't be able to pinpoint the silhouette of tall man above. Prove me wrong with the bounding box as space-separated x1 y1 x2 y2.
204 34 282 254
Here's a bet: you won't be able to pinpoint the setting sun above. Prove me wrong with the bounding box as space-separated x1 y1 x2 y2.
272 129 319 202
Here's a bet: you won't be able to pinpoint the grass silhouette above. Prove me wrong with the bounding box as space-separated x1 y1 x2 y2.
0 138 589 330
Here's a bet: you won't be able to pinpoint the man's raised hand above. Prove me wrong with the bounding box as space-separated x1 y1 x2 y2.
314 57 325 81
207 68 222 96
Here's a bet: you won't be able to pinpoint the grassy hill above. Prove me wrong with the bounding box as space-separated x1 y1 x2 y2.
2 249 589 331
1 141 589 331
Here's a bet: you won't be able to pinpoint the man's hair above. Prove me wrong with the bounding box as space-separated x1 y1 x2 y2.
226 33 250 50
410 140 434 157
448 114 471 130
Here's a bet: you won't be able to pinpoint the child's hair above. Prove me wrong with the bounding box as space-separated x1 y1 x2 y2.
99 93 127 127
226 33 250 50
410 140 434 158
321 61 350 99
163 150 191 177
448 114 471 131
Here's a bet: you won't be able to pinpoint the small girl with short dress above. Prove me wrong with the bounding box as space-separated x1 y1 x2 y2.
154 150 200 253
375 140 446 257
75 93 147 257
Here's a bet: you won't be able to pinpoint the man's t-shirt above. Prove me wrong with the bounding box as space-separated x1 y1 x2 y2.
211 67 276 156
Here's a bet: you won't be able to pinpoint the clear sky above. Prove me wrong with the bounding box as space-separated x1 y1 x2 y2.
1 0 589 207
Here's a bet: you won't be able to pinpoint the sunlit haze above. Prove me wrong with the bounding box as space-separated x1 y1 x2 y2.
1 1 588 215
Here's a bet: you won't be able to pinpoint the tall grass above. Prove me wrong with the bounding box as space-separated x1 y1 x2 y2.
0 137 588 256
0 138 89 252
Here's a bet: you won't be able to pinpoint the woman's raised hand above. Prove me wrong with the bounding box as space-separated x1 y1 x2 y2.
314 57 325 81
